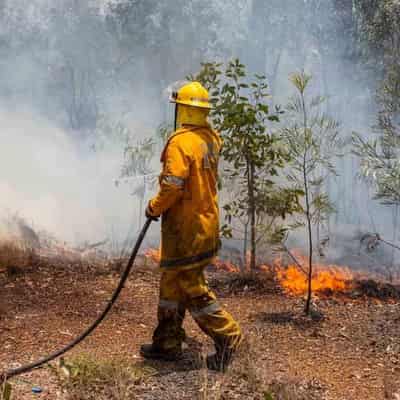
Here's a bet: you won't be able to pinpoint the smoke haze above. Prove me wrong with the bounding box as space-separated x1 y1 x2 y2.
0 107 137 244
0 0 397 268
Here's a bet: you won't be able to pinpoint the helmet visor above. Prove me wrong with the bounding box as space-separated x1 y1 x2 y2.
165 80 191 103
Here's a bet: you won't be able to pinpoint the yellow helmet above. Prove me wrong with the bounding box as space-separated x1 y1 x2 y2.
170 81 212 109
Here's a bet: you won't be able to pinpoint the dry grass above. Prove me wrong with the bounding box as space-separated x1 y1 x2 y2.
267 379 326 400
209 269 278 296
0 240 37 276
55 341 326 400
54 355 156 400
195 334 269 400
0 237 126 278
195 331 327 400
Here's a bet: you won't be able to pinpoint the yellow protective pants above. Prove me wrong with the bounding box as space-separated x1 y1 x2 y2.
152 267 242 353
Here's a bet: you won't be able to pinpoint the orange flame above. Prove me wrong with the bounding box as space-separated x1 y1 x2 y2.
143 247 353 296
144 248 161 263
214 258 240 273
275 251 353 295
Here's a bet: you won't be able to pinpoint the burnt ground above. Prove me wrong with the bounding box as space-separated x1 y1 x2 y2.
1 258 400 400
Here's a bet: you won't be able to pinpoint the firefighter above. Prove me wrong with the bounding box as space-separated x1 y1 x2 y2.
140 81 242 371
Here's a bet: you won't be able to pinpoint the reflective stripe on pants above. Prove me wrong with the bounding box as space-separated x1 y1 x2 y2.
152 267 242 352
189 301 222 318
159 299 180 310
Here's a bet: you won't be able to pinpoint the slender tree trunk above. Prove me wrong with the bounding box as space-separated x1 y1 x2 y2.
243 220 248 271
316 210 321 258
301 91 313 315
304 169 314 315
389 205 399 282
249 161 256 270
319 48 332 242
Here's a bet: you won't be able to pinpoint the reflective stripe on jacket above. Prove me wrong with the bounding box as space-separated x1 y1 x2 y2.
148 125 222 270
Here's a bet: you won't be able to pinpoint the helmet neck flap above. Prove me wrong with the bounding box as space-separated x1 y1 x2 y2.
175 104 210 129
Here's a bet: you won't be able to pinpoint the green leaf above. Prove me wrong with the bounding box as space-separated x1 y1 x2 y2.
289 71 312 94
264 392 274 400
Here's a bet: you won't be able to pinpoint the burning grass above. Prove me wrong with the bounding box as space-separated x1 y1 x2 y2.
277 265 353 296
213 258 241 273
143 247 161 264
273 250 354 296
137 247 400 301
211 251 355 297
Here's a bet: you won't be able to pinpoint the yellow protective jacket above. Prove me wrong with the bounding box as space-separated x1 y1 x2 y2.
148 125 222 270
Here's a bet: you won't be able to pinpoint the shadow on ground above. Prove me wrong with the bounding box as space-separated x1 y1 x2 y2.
136 336 206 376
256 310 325 330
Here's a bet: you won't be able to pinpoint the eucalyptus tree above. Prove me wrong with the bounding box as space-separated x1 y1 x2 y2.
353 89 400 207
354 0 400 75
351 1 400 277
105 0 225 100
46 1 115 133
281 72 342 314
246 0 308 96
352 0 400 107
352 53 400 274
246 0 360 100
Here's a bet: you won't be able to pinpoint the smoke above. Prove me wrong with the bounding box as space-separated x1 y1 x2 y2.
237 0 400 269
0 0 398 268
0 107 137 244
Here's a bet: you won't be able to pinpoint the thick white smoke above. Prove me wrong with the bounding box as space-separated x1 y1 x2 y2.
0 107 138 245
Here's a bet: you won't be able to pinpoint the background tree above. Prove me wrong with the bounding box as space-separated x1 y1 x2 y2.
0 0 394 259
119 138 157 229
352 55 400 279
351 1 400 279
281 72 342 314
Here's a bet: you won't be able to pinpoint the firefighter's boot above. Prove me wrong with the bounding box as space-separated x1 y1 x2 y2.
140 343 182 362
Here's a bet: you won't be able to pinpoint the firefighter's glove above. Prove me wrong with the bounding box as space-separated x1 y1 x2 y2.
146 204 160 221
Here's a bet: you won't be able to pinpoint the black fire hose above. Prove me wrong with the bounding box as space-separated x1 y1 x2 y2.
1 218 153 382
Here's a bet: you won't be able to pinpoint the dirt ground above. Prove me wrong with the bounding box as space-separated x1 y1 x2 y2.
1 258 400 400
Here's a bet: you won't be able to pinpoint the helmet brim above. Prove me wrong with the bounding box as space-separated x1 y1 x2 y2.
171 99 212 110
